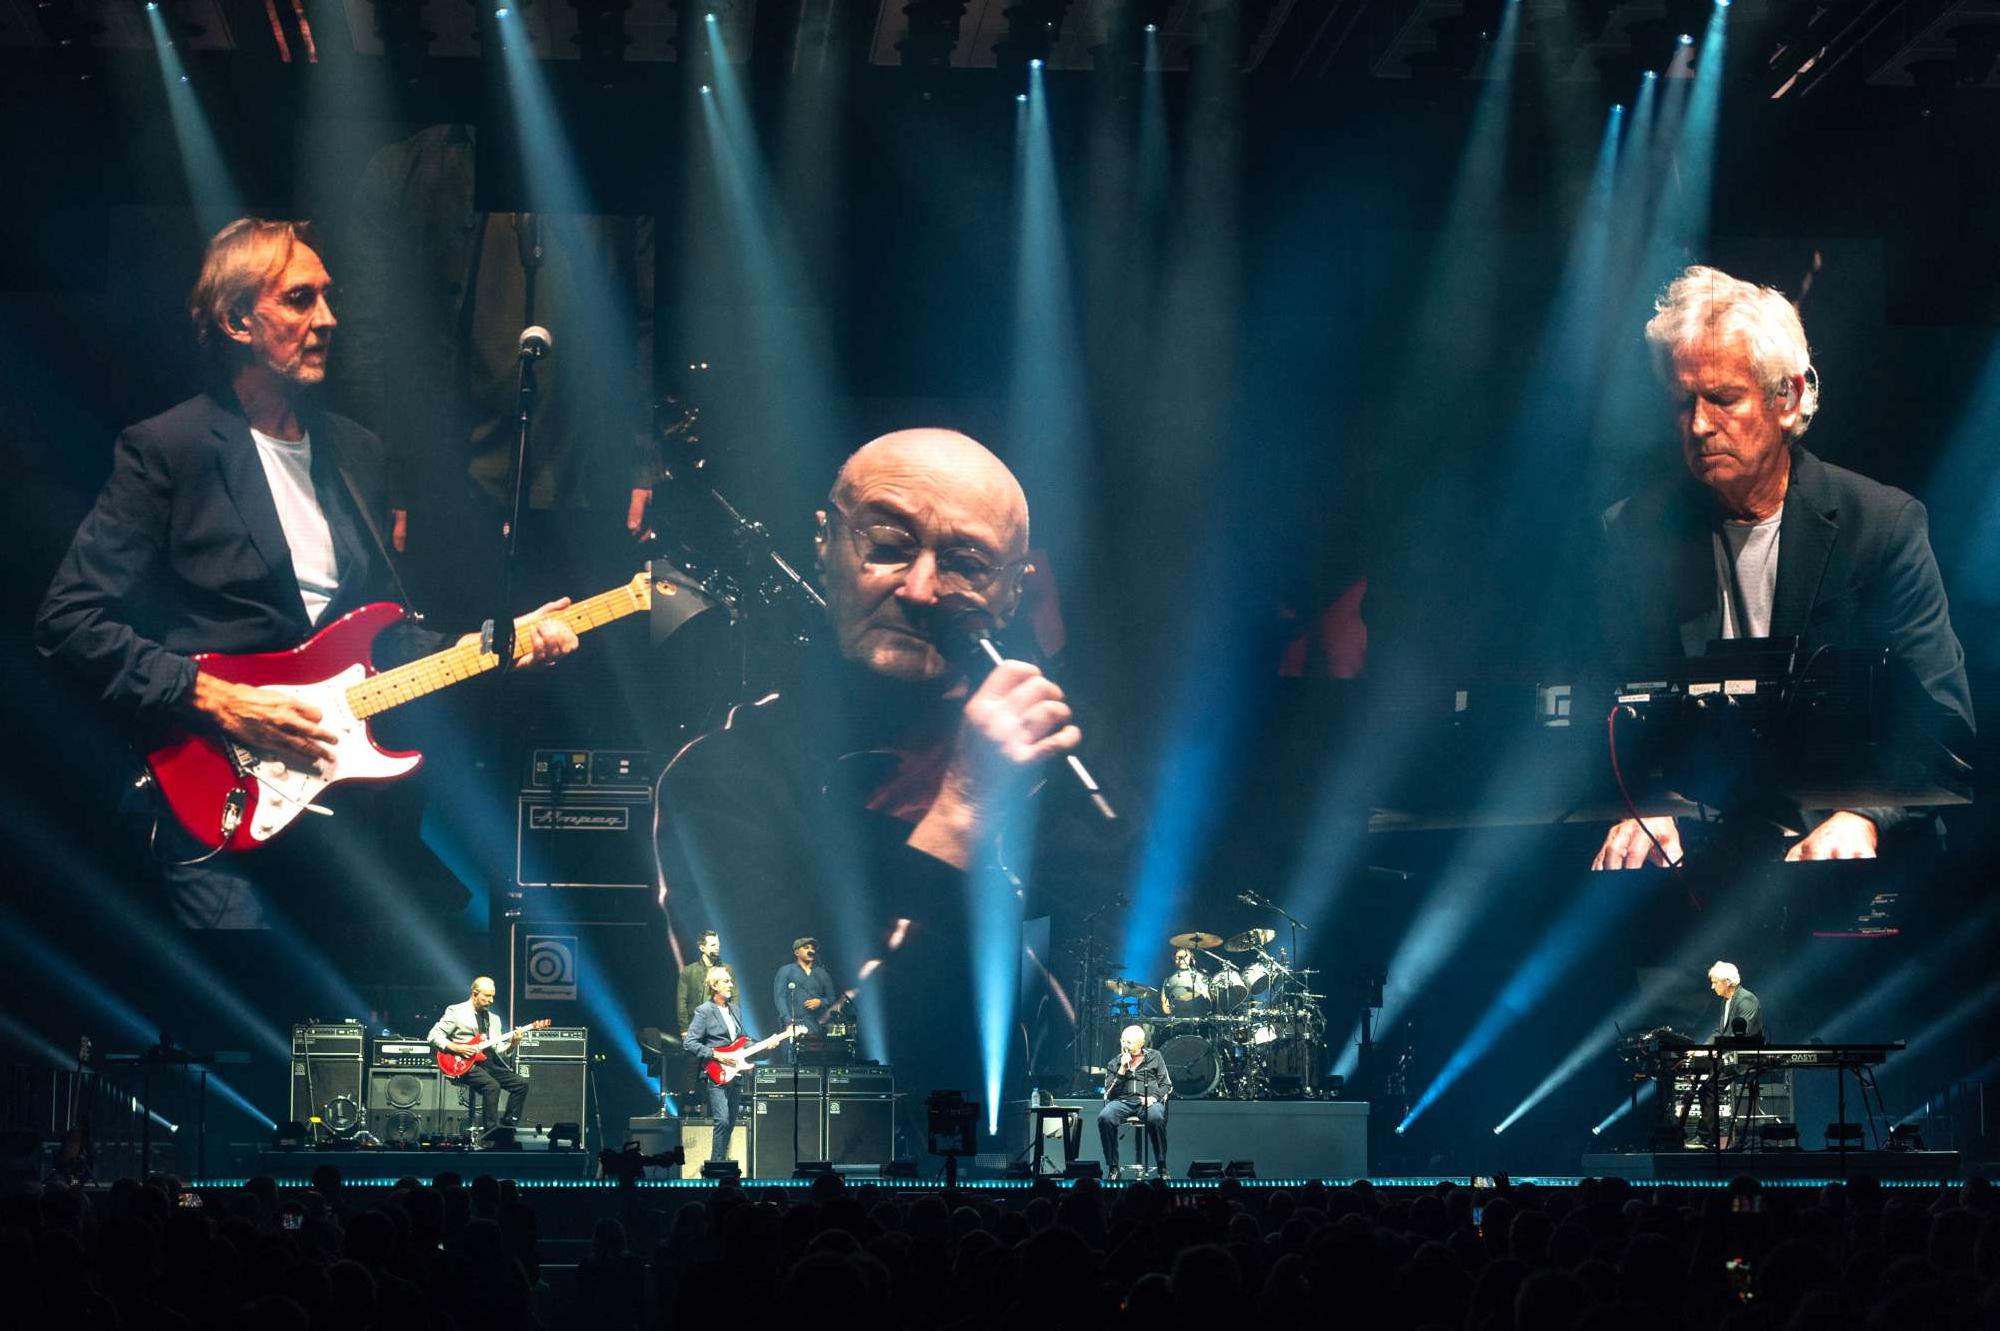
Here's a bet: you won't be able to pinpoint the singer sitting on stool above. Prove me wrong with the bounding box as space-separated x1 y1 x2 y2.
1099 1024 1170 1179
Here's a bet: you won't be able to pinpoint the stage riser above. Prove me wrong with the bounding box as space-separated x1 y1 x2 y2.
1582 1151 1962 1181
1051 1099 1369 1177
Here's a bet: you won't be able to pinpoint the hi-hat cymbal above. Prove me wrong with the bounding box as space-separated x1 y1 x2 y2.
1168 931 1223 950
1104 978 1159 1001
1223 927 1277 953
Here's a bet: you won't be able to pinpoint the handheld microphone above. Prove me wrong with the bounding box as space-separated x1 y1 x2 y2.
518 325 553 359
937 595 1116 821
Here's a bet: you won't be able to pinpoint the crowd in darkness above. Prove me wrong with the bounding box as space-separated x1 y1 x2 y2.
2 1170 1999 1330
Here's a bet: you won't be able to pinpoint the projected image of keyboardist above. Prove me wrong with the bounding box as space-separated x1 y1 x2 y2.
1589 267 1973 872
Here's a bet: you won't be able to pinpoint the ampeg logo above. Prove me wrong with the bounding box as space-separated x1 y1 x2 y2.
524 935 578 1001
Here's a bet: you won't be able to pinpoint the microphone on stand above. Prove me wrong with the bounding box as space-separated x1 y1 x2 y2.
937 595 1117 821
1236 892 1260 907
518 325 553 359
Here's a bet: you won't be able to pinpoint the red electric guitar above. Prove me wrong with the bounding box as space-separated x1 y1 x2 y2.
141 572 655 854
704 1025 809 1085
435 1019 553 1078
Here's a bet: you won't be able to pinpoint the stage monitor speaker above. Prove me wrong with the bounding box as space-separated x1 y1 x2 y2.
518 1052 588 1135
681 1122 748 1178
291 1024 365 1131
825 1095 895 1167
751 1095 826 1178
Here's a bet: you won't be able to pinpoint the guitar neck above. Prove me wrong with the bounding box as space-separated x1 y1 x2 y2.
347 577 648 721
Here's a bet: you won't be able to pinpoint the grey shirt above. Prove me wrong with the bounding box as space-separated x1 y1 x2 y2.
1712 511 1783 639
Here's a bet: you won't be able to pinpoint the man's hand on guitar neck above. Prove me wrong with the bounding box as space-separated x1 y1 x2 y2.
453 598 580 671
188 673 338 768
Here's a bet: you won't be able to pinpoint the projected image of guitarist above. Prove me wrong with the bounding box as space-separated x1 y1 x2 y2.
681 968 805 1162
32 218 589 931
428 976 544 1141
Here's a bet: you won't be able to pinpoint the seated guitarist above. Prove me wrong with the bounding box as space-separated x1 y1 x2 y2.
681 967 753 1162
33 218 579 930
428 976 529 1138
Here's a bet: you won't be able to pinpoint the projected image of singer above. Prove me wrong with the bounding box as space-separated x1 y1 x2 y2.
658 429 1126 1122
1590 266 1974 871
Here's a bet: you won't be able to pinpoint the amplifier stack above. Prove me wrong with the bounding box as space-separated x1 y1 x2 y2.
290 1023 365 1136
745 1065 895 1178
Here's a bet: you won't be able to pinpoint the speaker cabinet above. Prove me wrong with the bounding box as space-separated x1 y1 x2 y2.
366 1067 452 1144
826 1096 895 1166
518 1055 587 1133
680 1122 748 1178
750 1095 826 1178
290 1025 364 1130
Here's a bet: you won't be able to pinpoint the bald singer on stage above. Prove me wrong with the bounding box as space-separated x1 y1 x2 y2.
658 429 1127 1113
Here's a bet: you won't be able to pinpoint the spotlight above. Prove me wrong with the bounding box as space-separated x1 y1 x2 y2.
1887 1124 1926 1152
1715 0 1730 6
494 6 508 15
1145 23 1157 33
700 85 712 95
548 1121 582 1151
1645 70 1659 79
273 1121 309 1149
145 2 158 9
699 1160 742 1181
1029 57 1043 69
705 10 716 19
1678 33 1693 44
1016 93 1027 103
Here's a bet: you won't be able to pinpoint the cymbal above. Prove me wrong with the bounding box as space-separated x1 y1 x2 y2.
1168 931 1223 950
1224 927 1276 953
1104 979 1158 1001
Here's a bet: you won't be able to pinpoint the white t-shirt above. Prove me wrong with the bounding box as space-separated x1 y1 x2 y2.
250 427 340 626
1712 511 1782 639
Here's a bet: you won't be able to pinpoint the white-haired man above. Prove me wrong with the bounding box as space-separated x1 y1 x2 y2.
1591 265 1973 871
1706 961 1762 1041
1099 1024 1171 1178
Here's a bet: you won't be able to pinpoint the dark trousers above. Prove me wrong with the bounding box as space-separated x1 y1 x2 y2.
458 1061 529 1129
706 1081 742 1160
1098 1099 1167 1171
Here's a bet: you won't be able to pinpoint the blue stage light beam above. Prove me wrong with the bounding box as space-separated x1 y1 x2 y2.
1923 338 2000 659
1896 1051 2000 1129
1009 58 1089 562
143 2 242 233
1591 1081 1655 1136
973 825 1031 1135
1640 0 1731 285
1886 974 2000 1067
1401 870 1644 1134
1809 902 2000 1040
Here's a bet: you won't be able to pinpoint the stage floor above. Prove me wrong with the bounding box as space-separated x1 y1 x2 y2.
1048 1098 1368 1177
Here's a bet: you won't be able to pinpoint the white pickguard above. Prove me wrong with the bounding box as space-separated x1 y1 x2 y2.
238 664 421 843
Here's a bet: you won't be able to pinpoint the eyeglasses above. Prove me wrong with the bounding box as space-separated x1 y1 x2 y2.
827 501 1022 596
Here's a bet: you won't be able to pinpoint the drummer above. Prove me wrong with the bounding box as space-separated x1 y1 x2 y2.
1160 947 1210 1017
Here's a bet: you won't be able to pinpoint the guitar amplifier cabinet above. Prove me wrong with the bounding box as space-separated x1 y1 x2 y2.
516 786 655 890
518 1053 588 1133
290 1024 365 1130
750 1095 826 1178
366 1067 452 1145
825 1096 895 1166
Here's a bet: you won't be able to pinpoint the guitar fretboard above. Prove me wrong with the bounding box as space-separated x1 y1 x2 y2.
346 576 649 721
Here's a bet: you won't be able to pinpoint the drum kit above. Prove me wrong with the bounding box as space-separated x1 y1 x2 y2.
1102 926 1329 1100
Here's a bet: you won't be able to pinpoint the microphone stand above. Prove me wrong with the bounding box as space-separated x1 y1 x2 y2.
497 213 542 1018
788 980 800 1169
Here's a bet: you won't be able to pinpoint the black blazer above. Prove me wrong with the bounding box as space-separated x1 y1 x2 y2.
1598 445 1974 831
36 391 433 718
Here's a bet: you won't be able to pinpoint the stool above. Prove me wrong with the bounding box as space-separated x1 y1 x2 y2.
1121 1110 1155 1178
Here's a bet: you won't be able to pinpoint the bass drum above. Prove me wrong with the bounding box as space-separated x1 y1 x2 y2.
1159 1033 1223 1099
1208 968 1249 1014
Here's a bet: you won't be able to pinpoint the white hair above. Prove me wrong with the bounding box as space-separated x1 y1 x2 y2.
1645 265 1820 439
1708 961 1741 986
1121 1024 1147 1045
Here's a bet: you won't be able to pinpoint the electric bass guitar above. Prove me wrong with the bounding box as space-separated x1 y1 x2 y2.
435 1019 553 1078
142 572 654 854
704 1025 809 1085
